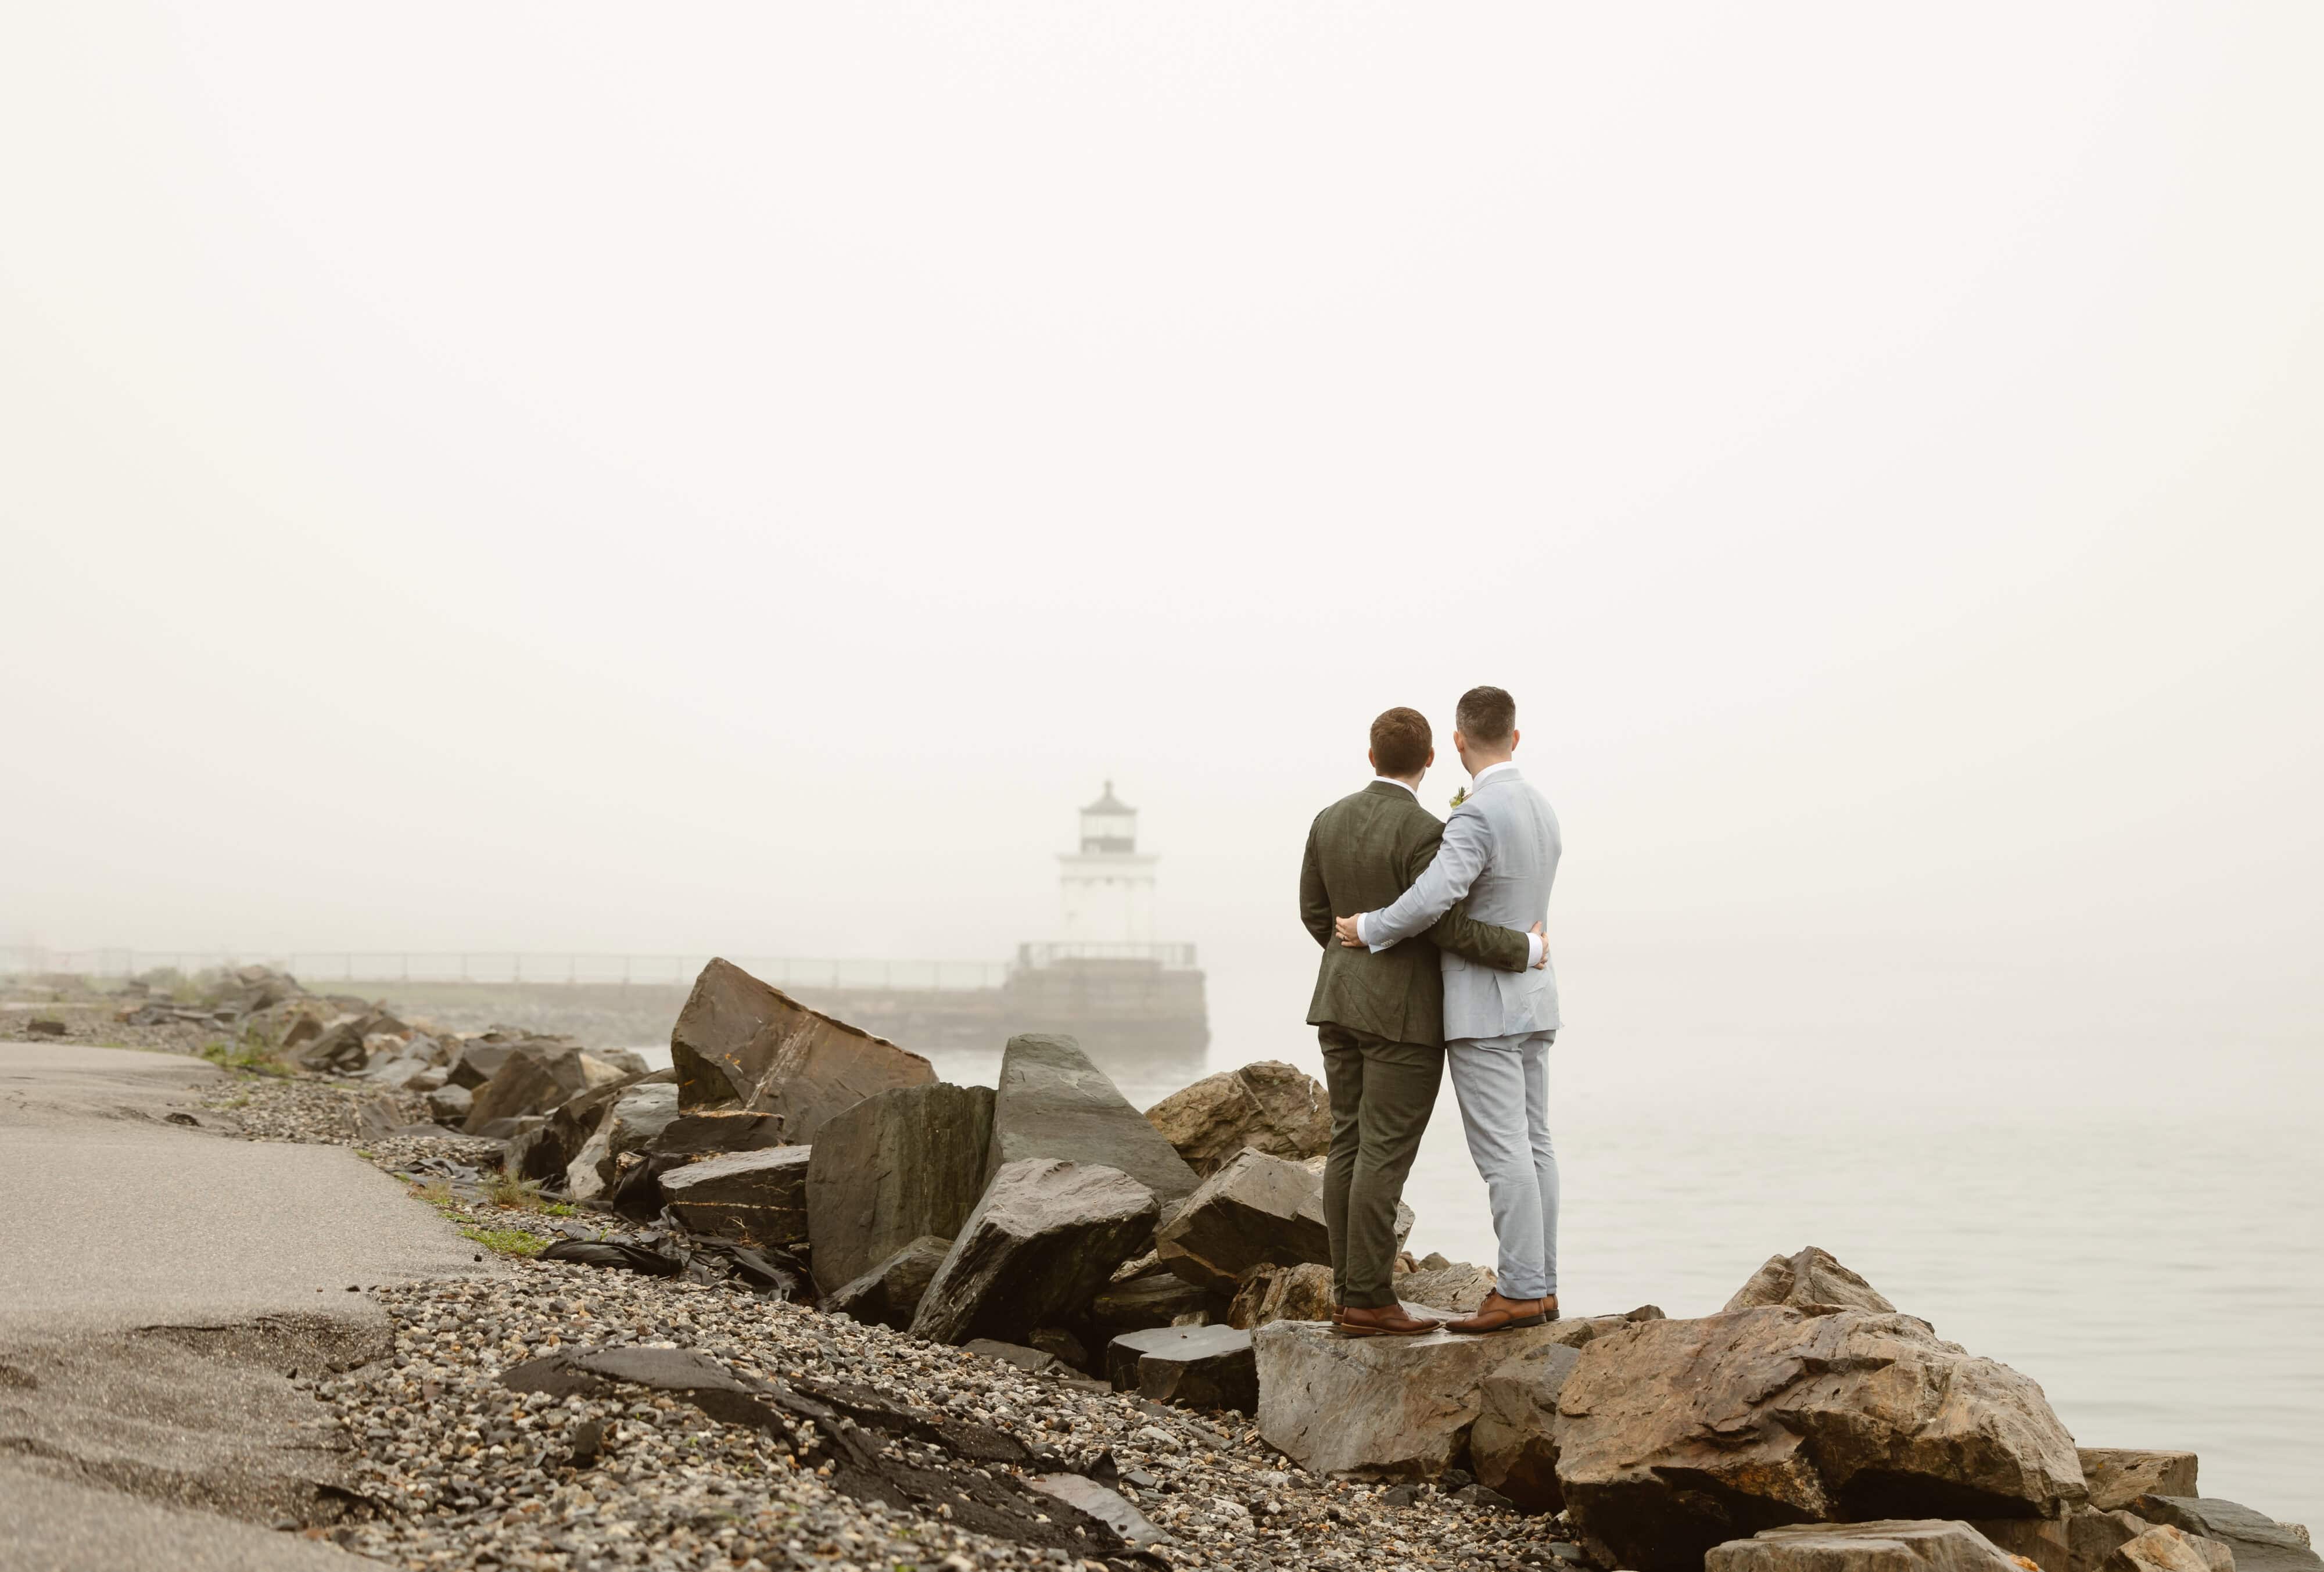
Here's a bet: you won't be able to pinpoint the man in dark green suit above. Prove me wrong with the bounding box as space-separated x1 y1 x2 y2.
1300 706 1546 1336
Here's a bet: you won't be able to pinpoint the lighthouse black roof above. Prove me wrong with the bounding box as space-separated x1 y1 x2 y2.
1082 780 1134 815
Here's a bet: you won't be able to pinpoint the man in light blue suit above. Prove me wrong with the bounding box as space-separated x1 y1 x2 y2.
1333 684 1563 1332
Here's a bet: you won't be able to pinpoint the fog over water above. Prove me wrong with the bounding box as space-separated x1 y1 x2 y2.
5 0 2321 1530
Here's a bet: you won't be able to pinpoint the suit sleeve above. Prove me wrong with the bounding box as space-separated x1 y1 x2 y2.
1299 819 1334 948
1425 898 1532 972
1365 805 1491 947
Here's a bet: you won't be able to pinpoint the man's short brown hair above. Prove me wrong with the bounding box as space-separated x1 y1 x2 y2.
1455 685 1516 744
1370 707 1432 777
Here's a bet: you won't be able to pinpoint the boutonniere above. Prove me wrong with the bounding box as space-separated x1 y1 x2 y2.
1450 787 1469 809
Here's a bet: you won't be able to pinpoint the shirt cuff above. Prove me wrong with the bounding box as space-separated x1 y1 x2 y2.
1358 912 1395 953
1525 931 1544 968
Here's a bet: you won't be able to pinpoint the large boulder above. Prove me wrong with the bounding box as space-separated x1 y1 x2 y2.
1104 1325 1257 1413
668 958 933 1142
2079 1452 2198 1512
826 1236 955 1331
463 1044 626 1134
1143 1060 1330 1176
1253 1318 1571 1480
1706 1520 2031 1572
986 1033 1199 1206
566 1082 682 1202
909 1160 1159 1346
1471 1338 1584 1512
1725 1246 1898 1315
2109 1527 2237 1572
806 1083 995 1293
1156 1148 1411 1293
2131 1498 2324 1572
657 1146 813 1247
1971 1509 2149 1572
446 1029 587 1090
1555 1307 2086 1572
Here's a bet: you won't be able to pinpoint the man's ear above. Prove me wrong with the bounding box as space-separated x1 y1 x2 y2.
1425 747 1436 769
1510 728 1520 752
1367 747 1377 771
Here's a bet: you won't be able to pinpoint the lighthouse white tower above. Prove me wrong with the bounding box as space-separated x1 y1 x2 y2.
1058 781 1158 947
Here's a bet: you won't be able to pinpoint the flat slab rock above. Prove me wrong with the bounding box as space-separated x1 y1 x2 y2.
909 1158 1159 1345
986 1033 1200 1205
806 1081 994 1293
657 1145 812 1248
1106 1325 1257 1414
1708 1520 2032 1572
668 957 933 1142
1556 1305 2086 1572
1253 1316 1573 1480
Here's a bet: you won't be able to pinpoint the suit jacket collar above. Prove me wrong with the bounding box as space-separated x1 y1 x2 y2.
1471 760 1521 792
1363 778 1418 802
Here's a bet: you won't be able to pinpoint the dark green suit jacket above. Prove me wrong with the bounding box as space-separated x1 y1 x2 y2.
1300 780 1532 1049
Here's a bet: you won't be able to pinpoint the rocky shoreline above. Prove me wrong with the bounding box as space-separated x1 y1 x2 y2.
9 964 2319 1572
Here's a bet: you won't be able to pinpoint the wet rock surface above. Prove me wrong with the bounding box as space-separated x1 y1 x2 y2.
656 1145 815 1248
910 1158 1159 1346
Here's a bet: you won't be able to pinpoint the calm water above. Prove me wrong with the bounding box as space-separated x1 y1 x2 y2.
640 959 2324 1530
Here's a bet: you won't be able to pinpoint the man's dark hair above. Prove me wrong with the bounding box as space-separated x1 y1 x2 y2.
1370 706 1432 778
1455 685 1516 744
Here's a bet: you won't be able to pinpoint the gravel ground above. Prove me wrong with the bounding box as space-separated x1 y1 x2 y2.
164 1057 1588 1571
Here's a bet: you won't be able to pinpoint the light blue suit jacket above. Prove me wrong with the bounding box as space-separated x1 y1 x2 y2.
1363 764 1561 1040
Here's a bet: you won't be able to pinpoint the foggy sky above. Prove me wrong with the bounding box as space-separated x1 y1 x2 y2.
5 5 2320 1053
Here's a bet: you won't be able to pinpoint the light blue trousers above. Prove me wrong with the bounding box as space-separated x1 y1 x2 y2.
1446 1029 1559 1299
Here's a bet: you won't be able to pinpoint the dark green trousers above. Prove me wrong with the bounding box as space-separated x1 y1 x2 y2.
1317 1023 1442 1308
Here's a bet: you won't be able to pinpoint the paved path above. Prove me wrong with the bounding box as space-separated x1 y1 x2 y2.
0 1040 496 1571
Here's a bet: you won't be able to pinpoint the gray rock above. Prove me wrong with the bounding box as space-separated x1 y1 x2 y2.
1724 1246 1898 1315
566 1082 682 1202
1027 1326 1088 1371
640 1108 790 1156
424 1082 472 1125
508 1068 677 1188
1106 1325 1257 1413
1253 1317 1570 1480
1977 1510 2151 1572
2080 1451 2199 1512
1471 1338 1583 1513
462 1044 622 1134
1556 1307 2086 1572
668 957 933 1142
805 1082 995 1293
2132 1498 2324 1572
1708 1520 2029 1572
1143 1059 1330 1176
825 1235 955 1330
909 1158 1159 1345
1156 1147 1411 1294
1026 1473 1169 1548
963 1338 1067 1376
2108 1527 2237 1572
657 1146 813 1247
986 1033 1199 1205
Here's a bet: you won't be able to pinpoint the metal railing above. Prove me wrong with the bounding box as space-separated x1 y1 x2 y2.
1014 942 1199 969
0 947 1012 992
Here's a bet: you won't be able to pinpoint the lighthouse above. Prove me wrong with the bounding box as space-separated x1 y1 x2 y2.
1057 781 1158 947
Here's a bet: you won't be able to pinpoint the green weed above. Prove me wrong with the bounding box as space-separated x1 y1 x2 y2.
460 1226 547 1258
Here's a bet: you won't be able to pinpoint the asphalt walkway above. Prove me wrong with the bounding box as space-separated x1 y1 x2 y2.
0 1040 494 1570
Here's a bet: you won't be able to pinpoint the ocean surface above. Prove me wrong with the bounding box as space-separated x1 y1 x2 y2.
640 954 2323 1530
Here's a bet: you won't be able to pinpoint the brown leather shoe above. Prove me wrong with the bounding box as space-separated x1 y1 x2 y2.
1334 1303 1444 1337
1444 1291 1559 1334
